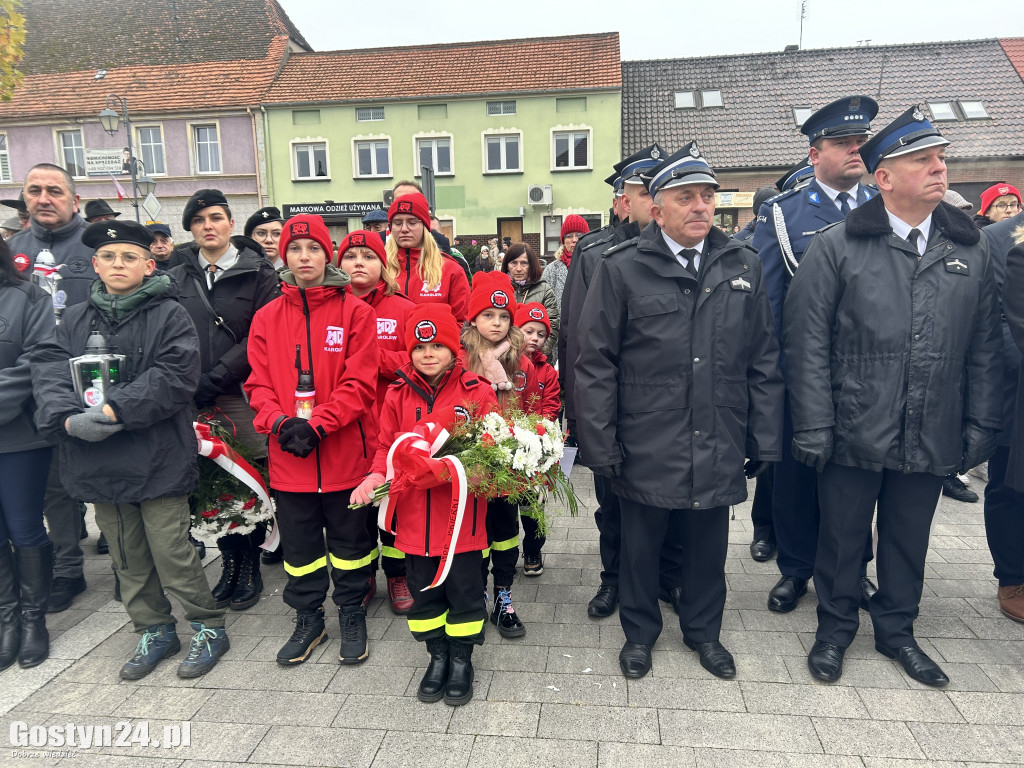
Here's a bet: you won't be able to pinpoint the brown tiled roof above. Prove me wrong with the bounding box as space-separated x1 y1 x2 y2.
264 32 620 103
21 0 309 75
623 39 1024 170
0 37 289 120
1001 38 1024 81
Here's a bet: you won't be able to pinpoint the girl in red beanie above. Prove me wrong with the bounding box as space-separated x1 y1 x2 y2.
351 303 498 706
385 193 470 320
461 271 537 638
337 230 417 615
541 213 589 317
245 214 380 669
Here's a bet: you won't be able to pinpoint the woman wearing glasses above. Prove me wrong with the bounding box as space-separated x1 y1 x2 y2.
245 207 285 270
976 184 1022 228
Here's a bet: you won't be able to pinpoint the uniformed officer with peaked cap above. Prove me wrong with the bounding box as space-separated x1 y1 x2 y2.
751 96 880 615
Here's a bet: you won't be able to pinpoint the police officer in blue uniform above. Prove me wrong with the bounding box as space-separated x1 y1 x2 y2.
751 96 880 614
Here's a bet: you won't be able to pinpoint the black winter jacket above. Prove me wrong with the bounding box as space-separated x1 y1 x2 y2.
169 240 279 405
575 223 783 510
0 279 56 453
784 196 1002 475
7 215 96 307
1000 239 1024 490
33 276 201 503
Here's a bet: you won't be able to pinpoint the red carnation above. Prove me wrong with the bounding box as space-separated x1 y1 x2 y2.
482 433 495 447
536 424 547 436
218 493 235 502
202 508 219 518
228 522 239 530
242 497 257 510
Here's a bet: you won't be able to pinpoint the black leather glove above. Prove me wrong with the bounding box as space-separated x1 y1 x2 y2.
961 424 998 474
590 462 622 480
743 459 773 479
194 374 220 409
278 419 321 459
791 428 833 473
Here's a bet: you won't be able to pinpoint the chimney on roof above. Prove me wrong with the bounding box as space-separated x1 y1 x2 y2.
784 45 799 53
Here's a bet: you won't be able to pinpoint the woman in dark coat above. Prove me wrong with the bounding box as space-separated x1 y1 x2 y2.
501 243 559 356
0 237 56 670
169 190 280 610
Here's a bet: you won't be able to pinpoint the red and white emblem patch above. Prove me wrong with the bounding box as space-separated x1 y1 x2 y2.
291 221 309 236
491 291 509 308
528 307 544 321
13 254 30 273
414 320 437 342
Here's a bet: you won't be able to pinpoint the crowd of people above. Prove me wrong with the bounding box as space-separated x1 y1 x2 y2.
2 93 1023 708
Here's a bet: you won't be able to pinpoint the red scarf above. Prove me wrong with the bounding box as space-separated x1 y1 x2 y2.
559 246 572 268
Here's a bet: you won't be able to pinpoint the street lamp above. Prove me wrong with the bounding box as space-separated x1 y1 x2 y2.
98 94 156 223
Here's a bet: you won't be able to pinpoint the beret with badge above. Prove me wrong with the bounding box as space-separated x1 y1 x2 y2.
181 188 230 230
243 206 283 238
82 219 155 251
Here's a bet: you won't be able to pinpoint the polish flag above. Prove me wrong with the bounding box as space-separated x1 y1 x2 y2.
109 174 127 202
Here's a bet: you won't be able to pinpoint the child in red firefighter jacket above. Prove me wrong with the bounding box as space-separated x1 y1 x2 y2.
245 215 379 668
351 302 497 706
459 271 536 639
514 302 561 576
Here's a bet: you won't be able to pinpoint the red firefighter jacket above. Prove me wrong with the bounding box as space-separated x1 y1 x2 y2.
392 247 470 321
350 283 415 410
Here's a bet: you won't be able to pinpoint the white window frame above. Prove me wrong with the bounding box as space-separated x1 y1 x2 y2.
356 107 386 122
927 102 957 122
701 89 724 108
134 124 166 176
481 129 523 175
674 91 696 109
413 132 454 177
793 107 813 127
55 128 86 179
290 138 330 181
959 100 989 120
550 126 592 172
188 121 222 174
0 132 10 183
486 100 516 116
352 135 392 179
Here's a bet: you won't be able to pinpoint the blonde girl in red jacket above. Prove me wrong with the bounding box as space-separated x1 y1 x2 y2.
245 215 379 669
352 303 497 706
384 193 470 320
460 271 536 639
338 229 417 615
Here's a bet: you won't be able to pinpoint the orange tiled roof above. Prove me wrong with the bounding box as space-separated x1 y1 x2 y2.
264 32 621 104
0 37 289 120
1001 38 1024 81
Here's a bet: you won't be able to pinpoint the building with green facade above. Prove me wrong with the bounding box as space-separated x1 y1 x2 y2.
261 33 621 256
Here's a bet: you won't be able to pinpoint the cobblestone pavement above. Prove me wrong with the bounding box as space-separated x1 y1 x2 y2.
2 465 1022 767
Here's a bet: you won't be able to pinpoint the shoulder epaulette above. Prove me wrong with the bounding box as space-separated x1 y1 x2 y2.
602 237 638 258
817 221 843 233
579 229 615 252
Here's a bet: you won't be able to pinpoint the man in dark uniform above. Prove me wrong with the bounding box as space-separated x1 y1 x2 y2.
560 146 685 619
786 107 1001 685
576 143 783 679
752 97 880 614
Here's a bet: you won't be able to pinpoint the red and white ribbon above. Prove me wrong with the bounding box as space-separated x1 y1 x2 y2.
379 421 467 589
194 422 279 551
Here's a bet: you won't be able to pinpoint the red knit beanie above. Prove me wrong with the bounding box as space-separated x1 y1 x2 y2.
979 183 1022 216
279 214 333 266
388 193 431 230
406 303 461 356
336 229 387 267
467 270 518 322
560 214 590 243
514 302 551 337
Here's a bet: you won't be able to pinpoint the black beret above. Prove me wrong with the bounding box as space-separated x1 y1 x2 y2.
82 219 155 251
84 199 121 221
182 189 230 230
244 206 283 237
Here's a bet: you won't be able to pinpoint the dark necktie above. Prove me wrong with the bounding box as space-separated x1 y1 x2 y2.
206 263 218 290
680 248 699 277
907 228 922 256
836 191 852 216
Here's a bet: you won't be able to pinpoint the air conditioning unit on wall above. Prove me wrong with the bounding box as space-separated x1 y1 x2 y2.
382 189 395 206
527 184 552 206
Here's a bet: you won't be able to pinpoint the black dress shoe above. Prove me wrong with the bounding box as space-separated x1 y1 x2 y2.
859 576 878 612
618 641 652 678
941 474 979 503
875 642 949 687
750 539 776 562
587 585 618 618
807 640 845 682
768 576 807 613
683 638 736 679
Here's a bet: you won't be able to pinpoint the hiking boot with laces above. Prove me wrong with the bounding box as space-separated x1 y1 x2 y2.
338 606 369 665
999 584 1024 623
120 624 180 680
230 551 263 611
941 474 979 503
387 576 414 615
491 586 526 638
523 554 544 576
211 551 239 609
176 621 229 678
277 606 327 665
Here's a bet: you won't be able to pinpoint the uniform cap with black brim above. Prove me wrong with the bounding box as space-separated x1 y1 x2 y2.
801 95 879 144
82 219 155 250
615 143 666 185
643 141 719 198
604 171 624 196
858 106 950 174
776 157 815 192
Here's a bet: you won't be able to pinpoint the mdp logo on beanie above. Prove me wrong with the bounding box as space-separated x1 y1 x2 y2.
514 301 552 336
291 221 309 237
529 307 544 321
491 290 509 309
468 271 518 321
397 201 413 214
414 320 437 343
349 232 366 247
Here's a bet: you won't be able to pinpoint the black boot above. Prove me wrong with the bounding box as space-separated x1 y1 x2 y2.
491 586 526 638
211 551 239 609
230 551 263 610
417 638 449 703
0 544 19 671
15 542 52 668
444 640 474 706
